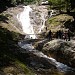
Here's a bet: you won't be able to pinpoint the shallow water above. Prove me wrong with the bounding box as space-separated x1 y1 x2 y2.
18 40 75 75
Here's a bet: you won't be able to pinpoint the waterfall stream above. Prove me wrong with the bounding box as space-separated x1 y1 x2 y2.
17 5 75 74
39 9 47 33
17 6 36 39
18 40 75 73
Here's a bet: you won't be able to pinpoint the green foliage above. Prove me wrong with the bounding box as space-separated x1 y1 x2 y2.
22 0 36 5
46 14 74 32
48 0 75 12
48 0 65 5
48 0 65 11
0 0 37 12
16 60 35 75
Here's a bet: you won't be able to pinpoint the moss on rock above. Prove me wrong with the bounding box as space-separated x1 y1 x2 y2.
46 14 74 32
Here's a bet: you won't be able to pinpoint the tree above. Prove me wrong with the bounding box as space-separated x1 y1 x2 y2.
48 0 74 12
48 0 65 10
65 0 71 12
70 0 75 10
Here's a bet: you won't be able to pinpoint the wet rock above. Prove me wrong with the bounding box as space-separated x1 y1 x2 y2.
42 39 75 68
19 50 57 70
29 5 48 34
30 54 56 69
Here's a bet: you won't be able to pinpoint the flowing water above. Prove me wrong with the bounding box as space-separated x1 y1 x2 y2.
39 6 47 33
17 6 36 39
18 40 75 72
17 5 75 75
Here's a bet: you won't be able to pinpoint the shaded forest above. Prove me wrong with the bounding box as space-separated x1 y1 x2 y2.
48 0 75 13
0 0 36 12
0 0 75 13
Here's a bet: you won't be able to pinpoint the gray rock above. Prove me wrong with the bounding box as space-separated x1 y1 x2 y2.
43 39 75 67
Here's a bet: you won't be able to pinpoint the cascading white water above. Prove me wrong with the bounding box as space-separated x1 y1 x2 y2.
17 6 36 39
39 13 46 33
38 6 47 33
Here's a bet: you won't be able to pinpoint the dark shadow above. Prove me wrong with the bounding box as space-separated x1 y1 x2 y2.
68 12 75 19
64 70 75 75
62 12 75 35
0 15 9 23
0 0 15 13
64 20 75 32
0 26 25 68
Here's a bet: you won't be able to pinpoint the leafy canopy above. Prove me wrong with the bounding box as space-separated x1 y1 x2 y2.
48 0 75 12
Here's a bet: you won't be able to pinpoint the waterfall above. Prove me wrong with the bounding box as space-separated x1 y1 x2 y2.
17 6 36 39
38 6 48 33
39 13 46 33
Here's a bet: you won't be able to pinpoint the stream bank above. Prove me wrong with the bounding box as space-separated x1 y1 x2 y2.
18 38 75 75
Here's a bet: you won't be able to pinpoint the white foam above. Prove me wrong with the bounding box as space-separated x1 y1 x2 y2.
17 6 36 39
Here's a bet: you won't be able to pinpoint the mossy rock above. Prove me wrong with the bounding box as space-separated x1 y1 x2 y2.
46 14 74 32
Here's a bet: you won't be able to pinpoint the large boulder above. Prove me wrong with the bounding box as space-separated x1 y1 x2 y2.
0 6 24 33
42 39 75 68
46 14 74 32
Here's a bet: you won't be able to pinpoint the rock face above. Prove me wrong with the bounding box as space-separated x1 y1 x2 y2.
4 5 48 37
0 6 24 34
42 39 75 67
30 5 48 34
